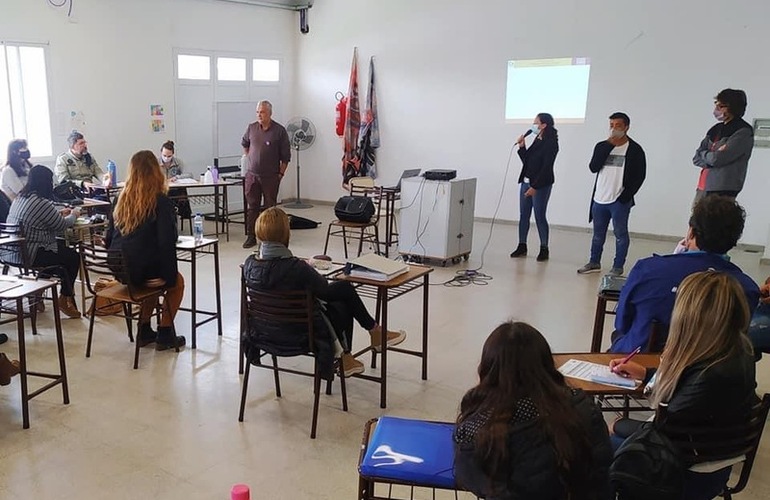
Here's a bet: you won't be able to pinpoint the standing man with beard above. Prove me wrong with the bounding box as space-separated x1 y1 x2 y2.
692 89 753 203
241 100 291 249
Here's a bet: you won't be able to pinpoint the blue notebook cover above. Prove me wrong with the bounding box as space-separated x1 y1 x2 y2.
360 416 456 488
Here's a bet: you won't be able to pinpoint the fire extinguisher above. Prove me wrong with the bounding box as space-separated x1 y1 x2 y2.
335 91 347 137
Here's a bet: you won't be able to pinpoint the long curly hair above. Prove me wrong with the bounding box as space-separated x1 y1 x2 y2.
113 150 168 235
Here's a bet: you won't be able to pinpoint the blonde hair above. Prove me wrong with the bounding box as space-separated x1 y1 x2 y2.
650 270 753 407
256 207 290 246
113 150 168 235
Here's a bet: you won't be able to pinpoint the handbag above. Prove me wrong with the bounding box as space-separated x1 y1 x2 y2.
91 277 123 316
53 181 84 202
334 195 375 223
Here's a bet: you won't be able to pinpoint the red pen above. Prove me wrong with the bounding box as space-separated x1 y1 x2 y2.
612 345 642 374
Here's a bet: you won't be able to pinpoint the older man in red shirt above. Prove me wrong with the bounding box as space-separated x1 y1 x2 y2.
241 100 291 248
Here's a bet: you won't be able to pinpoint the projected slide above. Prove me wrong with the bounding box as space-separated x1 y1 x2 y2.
505 58 591 123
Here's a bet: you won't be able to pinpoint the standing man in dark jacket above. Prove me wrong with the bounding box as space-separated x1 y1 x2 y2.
692 88 753 202
578 112 646 276
241 100 291 248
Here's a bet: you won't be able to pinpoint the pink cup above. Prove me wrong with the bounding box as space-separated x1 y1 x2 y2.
231 484 250 500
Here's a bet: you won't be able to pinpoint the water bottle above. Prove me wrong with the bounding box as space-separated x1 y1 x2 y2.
211 165 219 183
230 484 250 500
203 167 213 184
193 213 204 242
106 160 117 187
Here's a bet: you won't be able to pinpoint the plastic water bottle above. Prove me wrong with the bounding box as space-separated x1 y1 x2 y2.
193 213 204 242
203 167 213 184
106 160 117 187
230 484 250 500
211 165 219 183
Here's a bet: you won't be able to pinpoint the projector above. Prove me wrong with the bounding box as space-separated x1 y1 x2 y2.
423 169 457 181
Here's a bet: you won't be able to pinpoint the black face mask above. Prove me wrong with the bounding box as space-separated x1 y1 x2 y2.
19 150 31 160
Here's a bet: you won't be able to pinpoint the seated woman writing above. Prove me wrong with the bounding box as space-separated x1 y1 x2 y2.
242 207 406 378
453 321 613 500
105 150 185 351
610 270 757 500
1 165 81 318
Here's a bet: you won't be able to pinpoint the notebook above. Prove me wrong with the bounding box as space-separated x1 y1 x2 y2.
598 274 627 297
359 416 457 488
348 253 409 281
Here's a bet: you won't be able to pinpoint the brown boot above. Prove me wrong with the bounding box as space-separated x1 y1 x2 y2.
58 296 81 319
0 352 21 386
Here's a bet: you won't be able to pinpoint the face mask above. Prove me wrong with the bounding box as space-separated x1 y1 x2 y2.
530 124 540 135
610 129 626 139
19 150 31 160
162 155 173 163
713 109 726 121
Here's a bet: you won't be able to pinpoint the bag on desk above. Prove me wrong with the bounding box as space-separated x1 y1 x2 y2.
54 181 84 202
91 277 123 316
334 195 374 223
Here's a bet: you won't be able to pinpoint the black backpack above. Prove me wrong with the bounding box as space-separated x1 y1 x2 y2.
610 421 685 500
334 195 375 223
53 181 84 202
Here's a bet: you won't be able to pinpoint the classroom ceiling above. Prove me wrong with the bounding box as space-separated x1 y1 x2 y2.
211 0 313 10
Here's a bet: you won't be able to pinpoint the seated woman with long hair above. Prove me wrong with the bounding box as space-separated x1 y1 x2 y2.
610 270 757 500
0 165 81 318
454 321 613 500
242 207 405 378
105 150 185 351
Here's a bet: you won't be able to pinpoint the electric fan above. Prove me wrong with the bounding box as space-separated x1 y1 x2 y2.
283 117 316 209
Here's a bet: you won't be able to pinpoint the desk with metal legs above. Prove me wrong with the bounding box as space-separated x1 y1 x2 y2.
0 278 69 429
175 236 223 349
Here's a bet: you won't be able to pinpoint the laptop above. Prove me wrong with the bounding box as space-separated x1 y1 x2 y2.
389 168 421 191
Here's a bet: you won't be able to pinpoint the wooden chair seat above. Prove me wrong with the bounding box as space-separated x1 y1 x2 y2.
97 283 163 303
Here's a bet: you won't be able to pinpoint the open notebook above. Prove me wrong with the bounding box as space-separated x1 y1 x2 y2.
348 253 409 281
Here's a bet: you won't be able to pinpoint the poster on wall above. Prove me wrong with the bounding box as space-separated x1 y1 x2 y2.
70 111 87 134
150 104 165 133
753 119 770 148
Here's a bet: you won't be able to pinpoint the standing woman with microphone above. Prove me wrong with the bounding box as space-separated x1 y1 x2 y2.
510 113 559 261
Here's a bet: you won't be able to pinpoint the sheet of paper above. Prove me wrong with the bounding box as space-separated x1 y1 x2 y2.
558 359 639 388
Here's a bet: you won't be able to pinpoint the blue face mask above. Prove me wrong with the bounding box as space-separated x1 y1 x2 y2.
530 124 540 135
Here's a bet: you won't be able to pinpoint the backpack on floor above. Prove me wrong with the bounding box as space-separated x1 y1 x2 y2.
610 421 685 500
334 195 374 223
289 215 320 230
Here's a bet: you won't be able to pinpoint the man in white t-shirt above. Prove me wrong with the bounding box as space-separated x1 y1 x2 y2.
578 112 647 276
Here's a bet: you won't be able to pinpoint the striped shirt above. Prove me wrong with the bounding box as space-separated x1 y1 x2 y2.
1 194 77 264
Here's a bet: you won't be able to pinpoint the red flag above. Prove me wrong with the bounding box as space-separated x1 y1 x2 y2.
342 48 361 184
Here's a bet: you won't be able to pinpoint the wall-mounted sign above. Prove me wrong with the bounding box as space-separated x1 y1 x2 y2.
753 119 770 148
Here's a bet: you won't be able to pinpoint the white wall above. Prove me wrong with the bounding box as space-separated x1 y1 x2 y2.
295 0 770 245
1 0 296 182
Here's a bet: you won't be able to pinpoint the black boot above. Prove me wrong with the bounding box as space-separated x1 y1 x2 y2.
509 243 527 258
137 323 157 347
537 246 550 262
156 326 186 351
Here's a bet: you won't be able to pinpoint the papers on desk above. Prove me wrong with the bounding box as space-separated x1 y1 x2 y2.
0 281 23 293
558 359 640 389
348 253 409 281
172 178 199 185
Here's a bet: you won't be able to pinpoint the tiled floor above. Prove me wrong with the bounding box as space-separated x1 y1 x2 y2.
2 205 769 499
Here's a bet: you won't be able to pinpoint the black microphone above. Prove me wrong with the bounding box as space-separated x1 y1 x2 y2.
523 129 533 138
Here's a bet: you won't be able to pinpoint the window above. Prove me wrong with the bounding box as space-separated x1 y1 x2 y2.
217 57 246 82
177 54 211 80
1 43 53 157
252 59 280 82
505 57 591 124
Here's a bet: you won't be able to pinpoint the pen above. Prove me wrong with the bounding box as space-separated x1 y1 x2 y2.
612 345 642 374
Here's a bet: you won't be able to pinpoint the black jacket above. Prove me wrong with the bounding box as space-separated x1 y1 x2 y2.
241 255 336 378
106 195 178 287
517 133 558 189
651 350 757 464
588 138 646 222
454 389 613 500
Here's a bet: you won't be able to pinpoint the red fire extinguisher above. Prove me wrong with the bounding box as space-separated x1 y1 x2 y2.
335 91 347 137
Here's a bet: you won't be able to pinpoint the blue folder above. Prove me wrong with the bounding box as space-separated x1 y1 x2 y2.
359 416 456 489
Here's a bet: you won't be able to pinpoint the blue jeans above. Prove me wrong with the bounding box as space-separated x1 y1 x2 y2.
518 182 552 247
590 199 631 269
748 302 770 360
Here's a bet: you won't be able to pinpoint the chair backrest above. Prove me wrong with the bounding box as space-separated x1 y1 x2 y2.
0 222 31 272
348 184 383 224
243 279 316 353
658 393 770 474
79 242 142 301
349 176 375 192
